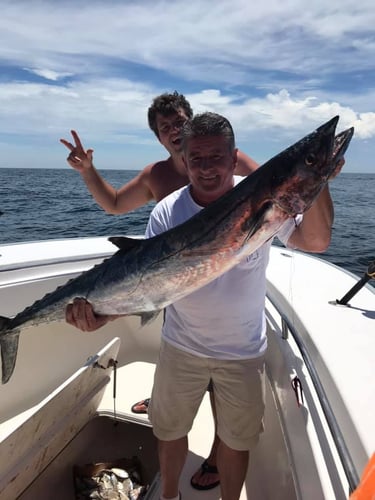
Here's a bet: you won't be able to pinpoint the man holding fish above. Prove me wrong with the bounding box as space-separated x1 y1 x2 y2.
63 110 348 500
61 91 258 492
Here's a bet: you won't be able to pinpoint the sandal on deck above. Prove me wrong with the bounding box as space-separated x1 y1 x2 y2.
131 397 150 414
190 459 220 491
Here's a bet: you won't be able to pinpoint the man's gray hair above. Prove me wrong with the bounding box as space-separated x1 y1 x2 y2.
181 112 235 151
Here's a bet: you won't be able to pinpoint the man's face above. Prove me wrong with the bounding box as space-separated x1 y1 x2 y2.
183 135 237 207
156 109 189 155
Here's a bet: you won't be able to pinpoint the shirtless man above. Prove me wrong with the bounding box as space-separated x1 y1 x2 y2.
60 91 258 210
60 91 259 491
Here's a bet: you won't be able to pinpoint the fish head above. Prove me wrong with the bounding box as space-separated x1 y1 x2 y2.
268 116 354 216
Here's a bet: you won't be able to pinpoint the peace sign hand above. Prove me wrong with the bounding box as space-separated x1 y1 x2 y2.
60 130 94 172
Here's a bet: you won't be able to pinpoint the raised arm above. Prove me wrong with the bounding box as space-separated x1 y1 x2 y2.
287 160 344 253
60 130 154 214
288 185 333 252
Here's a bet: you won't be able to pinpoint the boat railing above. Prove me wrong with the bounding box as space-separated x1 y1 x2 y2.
0 253 115 274
266 292 359 494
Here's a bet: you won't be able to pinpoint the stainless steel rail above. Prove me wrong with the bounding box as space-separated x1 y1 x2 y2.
266 293 360 493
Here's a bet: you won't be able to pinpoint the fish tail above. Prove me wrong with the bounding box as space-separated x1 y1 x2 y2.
0 316 20 384
0 315 11 329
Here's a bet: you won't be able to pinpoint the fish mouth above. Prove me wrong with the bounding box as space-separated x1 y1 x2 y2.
306 117 354 181
332 127 354 165
314 116 354 165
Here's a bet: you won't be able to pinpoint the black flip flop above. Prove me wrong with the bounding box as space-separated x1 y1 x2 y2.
190 459 220 491
131 397 150 414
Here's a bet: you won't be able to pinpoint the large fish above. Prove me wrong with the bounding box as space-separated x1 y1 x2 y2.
0 116 353 383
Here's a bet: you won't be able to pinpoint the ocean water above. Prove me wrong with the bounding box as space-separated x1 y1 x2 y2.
0 168 374 284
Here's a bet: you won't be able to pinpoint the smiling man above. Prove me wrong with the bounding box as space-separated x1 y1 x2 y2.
144 113 267 500
138 112 339 500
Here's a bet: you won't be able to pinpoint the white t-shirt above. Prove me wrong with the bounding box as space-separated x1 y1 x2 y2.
145 176 299 360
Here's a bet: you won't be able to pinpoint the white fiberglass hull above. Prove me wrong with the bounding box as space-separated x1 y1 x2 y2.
0 237 373 499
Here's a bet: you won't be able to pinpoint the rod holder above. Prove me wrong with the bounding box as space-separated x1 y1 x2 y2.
336 260 375 305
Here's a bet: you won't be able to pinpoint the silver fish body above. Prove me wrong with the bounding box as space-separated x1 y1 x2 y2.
0 116 353 383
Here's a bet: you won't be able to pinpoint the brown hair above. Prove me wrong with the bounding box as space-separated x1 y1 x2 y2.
148 91 193 138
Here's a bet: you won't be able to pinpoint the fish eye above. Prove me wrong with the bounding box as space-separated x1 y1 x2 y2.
305 153 316 166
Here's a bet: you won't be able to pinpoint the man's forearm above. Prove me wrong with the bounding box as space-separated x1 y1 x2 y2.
289 185 334 252
80 166 118 213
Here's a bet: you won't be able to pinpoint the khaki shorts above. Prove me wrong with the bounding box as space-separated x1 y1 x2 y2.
148 340 265 450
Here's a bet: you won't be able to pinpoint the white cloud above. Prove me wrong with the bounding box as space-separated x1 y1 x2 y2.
0 79 373 144
352 113 375 139
189 89 375 141
23 68 73 81
0 0 374 170
0 0 374 80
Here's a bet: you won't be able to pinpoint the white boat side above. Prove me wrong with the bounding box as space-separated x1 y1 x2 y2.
0 237 374 499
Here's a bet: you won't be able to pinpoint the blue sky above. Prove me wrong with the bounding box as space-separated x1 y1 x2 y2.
0 0 374 173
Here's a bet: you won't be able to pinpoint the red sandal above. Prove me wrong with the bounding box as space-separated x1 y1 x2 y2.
131 397 150 414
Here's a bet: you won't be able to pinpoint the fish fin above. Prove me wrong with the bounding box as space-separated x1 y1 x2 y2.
0 330 20 384
108 236 142 252
243 201 273 244
140 310 161 327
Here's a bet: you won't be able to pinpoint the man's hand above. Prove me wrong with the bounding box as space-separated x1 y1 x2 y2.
66 297 112 332
60 130 94 172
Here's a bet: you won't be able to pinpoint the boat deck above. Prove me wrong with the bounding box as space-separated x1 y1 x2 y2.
97 361 281 500
17 360 292 500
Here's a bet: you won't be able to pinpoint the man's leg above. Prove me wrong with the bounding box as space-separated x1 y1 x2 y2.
211 355 266 499
149 341 210 497
159 436 188 499
217 440 249 500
